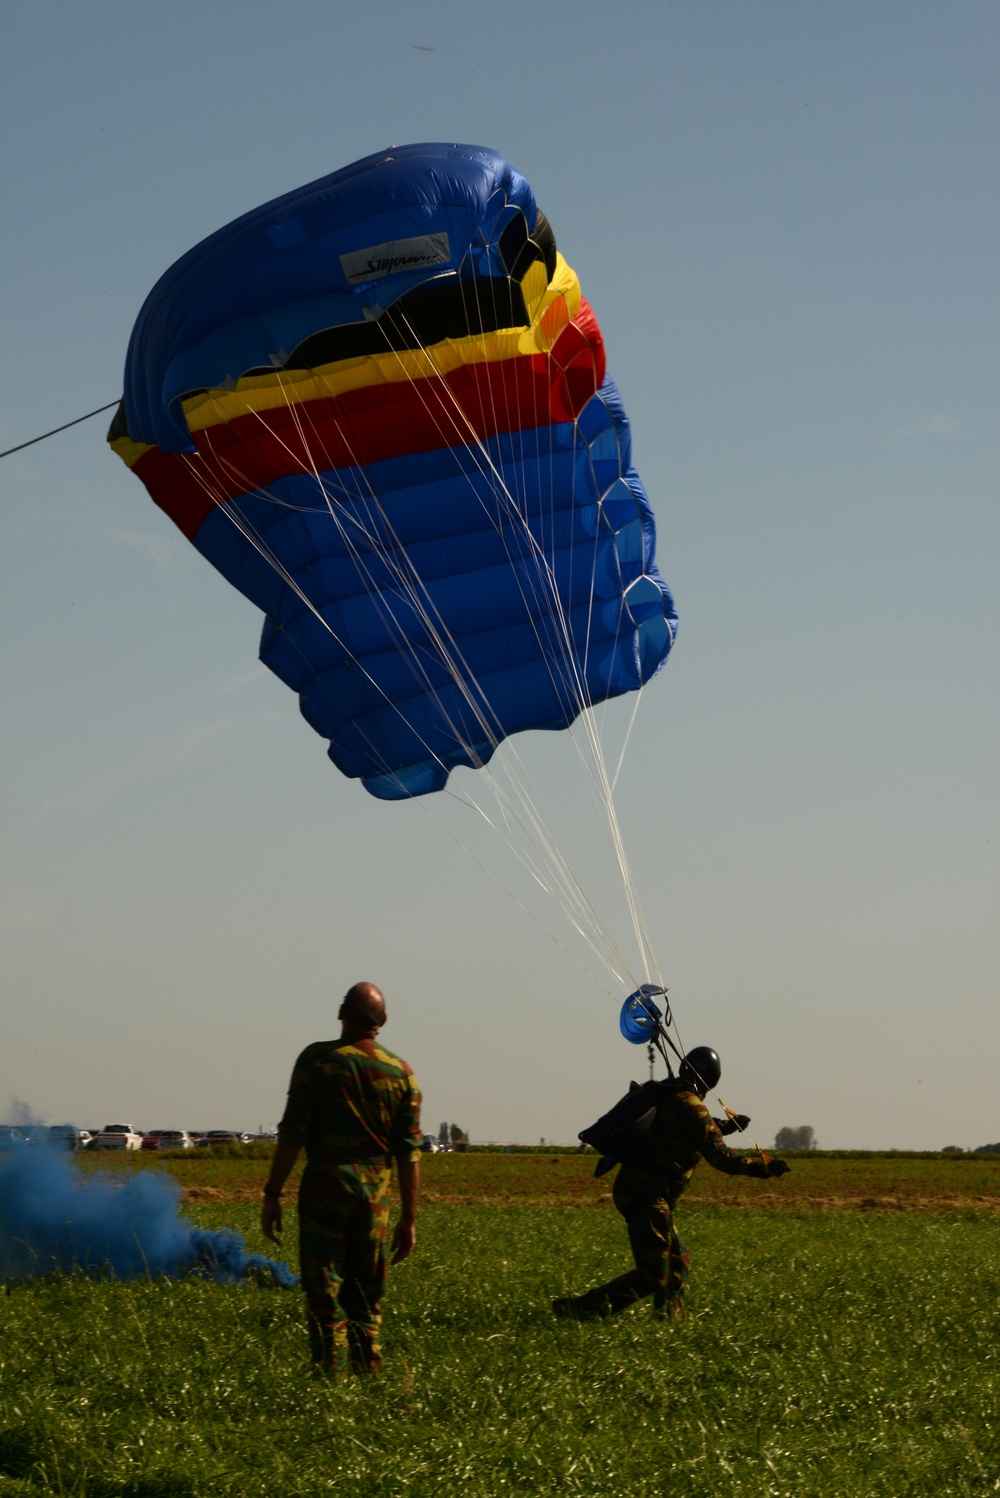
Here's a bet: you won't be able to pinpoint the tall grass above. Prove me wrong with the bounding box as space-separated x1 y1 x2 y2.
1 1204 997 1495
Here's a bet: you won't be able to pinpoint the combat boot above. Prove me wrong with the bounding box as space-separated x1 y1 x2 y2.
551 1289 610 1321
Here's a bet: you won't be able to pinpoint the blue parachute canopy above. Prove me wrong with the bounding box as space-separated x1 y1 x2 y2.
110 143 678 797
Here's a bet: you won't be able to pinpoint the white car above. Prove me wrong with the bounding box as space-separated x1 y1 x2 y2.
91 1124 144 1151
47 1125 92 1151
154 1130 195 1151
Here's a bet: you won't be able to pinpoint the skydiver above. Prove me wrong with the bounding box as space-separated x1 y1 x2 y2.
552 1046 790 1321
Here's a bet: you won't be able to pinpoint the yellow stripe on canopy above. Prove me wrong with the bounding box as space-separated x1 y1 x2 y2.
180 255 581 436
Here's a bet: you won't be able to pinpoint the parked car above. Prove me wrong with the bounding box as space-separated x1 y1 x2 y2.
141 1130 168 1151
90 1124 144 1151
0 1126 26 1150
420 1134 440 1153
196 1131 243 1148
47 1125 92 1151
155 1131 195 1151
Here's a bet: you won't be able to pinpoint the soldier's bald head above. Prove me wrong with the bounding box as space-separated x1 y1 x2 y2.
339 981 386 1034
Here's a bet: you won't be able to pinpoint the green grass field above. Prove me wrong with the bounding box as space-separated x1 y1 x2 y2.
2 1200 998 1496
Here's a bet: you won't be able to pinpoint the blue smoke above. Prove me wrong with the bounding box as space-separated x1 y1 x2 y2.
0 1141 297 1288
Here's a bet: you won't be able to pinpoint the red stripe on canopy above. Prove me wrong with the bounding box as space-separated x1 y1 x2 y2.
133 308 605 541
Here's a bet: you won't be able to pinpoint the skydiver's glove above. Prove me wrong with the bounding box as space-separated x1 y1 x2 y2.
715 1113 751 1135
766 1158 791 1177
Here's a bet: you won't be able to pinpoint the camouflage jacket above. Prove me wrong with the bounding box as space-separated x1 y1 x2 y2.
616 1079 770 1204
277 1037 423 1179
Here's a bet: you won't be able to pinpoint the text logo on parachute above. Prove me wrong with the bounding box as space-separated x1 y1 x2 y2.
340 232 451 285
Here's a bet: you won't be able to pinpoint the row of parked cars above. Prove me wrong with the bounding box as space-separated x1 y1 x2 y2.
137 1130 266 1151
0 1125 268 1152
3 1125 462 1154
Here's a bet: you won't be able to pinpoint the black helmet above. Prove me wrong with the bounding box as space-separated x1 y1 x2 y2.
679 1047 721 1096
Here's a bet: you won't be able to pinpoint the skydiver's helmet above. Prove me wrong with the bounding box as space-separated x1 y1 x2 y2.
679 1047 721 1098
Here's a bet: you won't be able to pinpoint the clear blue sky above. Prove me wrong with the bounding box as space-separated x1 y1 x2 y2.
2 1 997 1147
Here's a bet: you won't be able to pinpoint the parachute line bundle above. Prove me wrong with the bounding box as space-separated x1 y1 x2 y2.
110 143 678 1000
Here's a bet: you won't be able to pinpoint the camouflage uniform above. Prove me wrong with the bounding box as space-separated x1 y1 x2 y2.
566 1080 771 1319
277 1037 422 1375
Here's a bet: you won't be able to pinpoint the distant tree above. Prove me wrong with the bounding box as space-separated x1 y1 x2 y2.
438 1121 449 1144
941 1145 963 1153
449 1123 467 1144
774 1125 816 1151
973 1142 1000 1154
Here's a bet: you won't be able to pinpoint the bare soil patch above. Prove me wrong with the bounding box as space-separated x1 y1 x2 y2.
78 1149 1000 1211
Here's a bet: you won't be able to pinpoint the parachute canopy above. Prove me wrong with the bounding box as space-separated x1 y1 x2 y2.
110 143 677 797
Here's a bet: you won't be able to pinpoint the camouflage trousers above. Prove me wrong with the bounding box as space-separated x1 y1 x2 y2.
570 1175 690 1318
297 1162 392 1376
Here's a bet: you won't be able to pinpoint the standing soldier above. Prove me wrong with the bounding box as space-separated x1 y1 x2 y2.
553 1046 790 1321
261 982 422 1376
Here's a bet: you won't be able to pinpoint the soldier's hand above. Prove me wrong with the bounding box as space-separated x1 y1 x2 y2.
732 1113 751 1132
261 1195 283 1243
390 1216 416 1265
766 1158 791 1178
